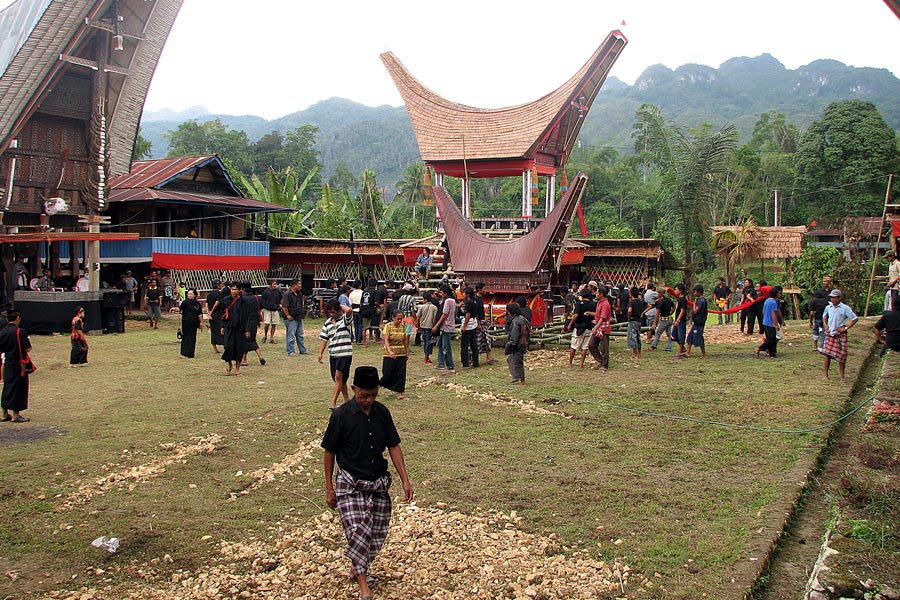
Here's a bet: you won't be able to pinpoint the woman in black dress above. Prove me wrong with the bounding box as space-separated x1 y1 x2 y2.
220 285 244 375
207 281 227 353
180 288 203 358
69 306 89 366
0 310 32 422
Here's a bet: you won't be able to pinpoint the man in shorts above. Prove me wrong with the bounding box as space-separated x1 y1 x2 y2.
318 298 353 408
145 279 162 329
565 287 595 368
259 280 283 344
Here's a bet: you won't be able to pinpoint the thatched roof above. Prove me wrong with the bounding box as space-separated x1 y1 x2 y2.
381 31 626 165
710 225 807 259
0 0 183 177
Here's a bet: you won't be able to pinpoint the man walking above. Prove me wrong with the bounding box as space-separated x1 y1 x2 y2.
281 279 307 356
588 285 613 371
683 284 708 358
260 280 282 344
322 366 413 600
820 289 858 382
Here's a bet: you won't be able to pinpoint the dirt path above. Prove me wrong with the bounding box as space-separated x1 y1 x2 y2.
753 349 884 599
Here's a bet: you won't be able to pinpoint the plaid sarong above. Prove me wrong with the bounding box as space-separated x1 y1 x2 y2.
335 469 393 577
819 331 849 363
477 321 492 354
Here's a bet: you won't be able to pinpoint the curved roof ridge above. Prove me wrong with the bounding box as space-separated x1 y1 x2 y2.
433 172 588 274
381 32 627 163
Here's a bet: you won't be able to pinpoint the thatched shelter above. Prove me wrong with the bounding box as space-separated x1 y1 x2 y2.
711 224 807 316
710 225 806 260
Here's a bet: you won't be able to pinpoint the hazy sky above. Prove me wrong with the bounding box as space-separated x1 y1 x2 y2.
4 0 899 119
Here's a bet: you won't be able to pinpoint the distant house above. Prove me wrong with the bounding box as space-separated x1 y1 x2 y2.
805 217 896 258
101 155 291 289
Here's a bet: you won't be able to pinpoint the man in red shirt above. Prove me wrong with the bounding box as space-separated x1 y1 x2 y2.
588 285 613 371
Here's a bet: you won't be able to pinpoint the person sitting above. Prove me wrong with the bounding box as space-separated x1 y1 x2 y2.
415 248 433 279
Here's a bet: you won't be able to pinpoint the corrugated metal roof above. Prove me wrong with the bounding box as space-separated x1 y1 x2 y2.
109 155 222 190
107 188 292 213
806 217 884 238
435 173 587 274
381 31 626 164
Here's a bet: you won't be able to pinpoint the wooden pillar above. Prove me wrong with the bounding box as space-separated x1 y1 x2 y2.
547 174 556 214
522 171 533 218
87 216 100 292
68 240 79 278
434 173 443 220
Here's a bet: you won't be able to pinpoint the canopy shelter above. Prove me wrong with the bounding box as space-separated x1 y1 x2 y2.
381 30 627 219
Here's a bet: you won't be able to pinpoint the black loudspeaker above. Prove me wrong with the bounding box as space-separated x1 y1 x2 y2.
102 291 131 308
102 307 125 334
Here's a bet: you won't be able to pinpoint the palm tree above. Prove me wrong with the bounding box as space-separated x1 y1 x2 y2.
710 217 761 287
385 161 425 221
634 104 739 285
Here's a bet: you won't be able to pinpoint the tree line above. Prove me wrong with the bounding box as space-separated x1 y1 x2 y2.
145 99 899 286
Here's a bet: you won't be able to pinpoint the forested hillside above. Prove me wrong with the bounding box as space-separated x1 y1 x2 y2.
141 54 900 184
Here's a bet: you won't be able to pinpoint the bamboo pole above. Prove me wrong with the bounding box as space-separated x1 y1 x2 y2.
864 174 894 317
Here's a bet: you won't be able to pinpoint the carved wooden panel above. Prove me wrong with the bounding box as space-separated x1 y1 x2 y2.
40 74 92 120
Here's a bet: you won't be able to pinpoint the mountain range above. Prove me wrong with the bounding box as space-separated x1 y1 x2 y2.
140 54 900 187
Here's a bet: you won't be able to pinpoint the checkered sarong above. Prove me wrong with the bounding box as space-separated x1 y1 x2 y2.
477 321 492 354
819 331 848 363
335 469 393 577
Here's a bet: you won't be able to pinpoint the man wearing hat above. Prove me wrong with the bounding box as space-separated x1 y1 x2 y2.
884 250 899 312
322 366 413 600
819 289 858 382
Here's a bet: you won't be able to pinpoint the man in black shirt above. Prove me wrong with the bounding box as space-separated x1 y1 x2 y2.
874 303 900 356
372 282 389 341
650 293 675 351
259 280 283 344
565 289 596 367
322 366 413 600
713 277 732 325
144 279 162 329
460 287 481 368
206 281 226 353
808 289 829 350
671 283 688 356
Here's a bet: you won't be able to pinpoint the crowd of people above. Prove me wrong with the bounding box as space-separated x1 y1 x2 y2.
3 253 899 600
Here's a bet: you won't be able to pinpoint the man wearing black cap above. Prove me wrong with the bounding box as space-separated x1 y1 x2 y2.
322 366 413 600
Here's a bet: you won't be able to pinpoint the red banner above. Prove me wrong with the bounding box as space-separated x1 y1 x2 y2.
663 285 772 315
151 253 269 270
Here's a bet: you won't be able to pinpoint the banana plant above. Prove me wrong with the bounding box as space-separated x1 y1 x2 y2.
239 166 319 237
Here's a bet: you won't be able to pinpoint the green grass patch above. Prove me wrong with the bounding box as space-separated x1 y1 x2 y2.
0 315 875 598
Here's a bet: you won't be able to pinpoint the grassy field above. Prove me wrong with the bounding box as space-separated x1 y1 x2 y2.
0 314 877 599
